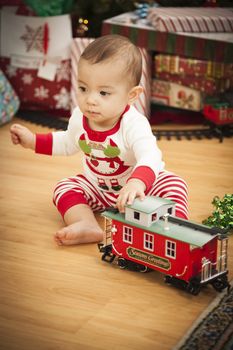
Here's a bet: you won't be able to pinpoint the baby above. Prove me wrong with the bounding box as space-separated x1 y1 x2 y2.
10 34 188 246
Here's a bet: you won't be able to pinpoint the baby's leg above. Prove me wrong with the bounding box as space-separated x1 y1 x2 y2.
53 174 112 246
54 203 103 246
147 170 188 219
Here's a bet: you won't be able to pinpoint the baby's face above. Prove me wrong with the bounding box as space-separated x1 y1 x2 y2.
77 58 133 130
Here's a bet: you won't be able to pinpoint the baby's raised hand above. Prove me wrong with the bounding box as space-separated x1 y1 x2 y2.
10 124 35 150
116 178 146 213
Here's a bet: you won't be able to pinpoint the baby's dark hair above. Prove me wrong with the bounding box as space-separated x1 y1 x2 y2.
80 34 142 86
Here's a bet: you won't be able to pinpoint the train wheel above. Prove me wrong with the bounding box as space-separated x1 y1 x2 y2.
164 275 172 284
138 265 149 273
187 282 201 296
211 275 229 292
118 257 128 269
101 244 115 263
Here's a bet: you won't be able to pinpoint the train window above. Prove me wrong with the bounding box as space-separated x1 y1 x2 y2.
144 233 154 251
152 212 157 221
168 207 173 215
134 211 140 220
166 240 176 259
123 226 133 244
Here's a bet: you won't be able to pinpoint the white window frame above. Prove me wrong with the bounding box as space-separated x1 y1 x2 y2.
144 232 154 252
165 240 176 259
123 226 133 244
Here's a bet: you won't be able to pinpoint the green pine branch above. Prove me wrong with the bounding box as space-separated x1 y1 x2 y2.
202 194 233 233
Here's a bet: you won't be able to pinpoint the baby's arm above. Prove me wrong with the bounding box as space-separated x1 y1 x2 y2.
116 112 164 213
10 124 35 150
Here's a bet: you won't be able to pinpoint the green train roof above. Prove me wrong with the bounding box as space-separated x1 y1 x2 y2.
102 211 219 247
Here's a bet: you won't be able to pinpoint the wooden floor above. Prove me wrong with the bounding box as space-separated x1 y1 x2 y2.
1 117 233 350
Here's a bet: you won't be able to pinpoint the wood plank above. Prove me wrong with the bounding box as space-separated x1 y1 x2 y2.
0 117 232 350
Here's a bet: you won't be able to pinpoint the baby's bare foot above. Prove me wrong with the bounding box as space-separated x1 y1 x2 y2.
54 221 103 246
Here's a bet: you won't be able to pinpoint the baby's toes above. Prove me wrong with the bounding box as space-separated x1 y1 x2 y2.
54 235 63 245
59 239 79 246
54 229 68 244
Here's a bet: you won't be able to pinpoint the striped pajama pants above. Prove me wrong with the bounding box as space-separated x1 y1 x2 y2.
53 171 188 220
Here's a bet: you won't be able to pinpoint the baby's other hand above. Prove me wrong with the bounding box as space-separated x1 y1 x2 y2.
10 124 35 150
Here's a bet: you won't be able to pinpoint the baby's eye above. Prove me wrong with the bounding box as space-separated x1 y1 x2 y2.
78 86 86 92
100 91 110 96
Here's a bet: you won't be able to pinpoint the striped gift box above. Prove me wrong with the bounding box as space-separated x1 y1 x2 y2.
70 38 151 118
147 7 233 33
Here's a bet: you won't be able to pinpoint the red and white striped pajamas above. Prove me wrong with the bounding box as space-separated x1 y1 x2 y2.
53 171 188 219
36 105 188 220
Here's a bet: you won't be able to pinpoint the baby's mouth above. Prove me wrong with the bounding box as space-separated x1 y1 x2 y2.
88 111 100 115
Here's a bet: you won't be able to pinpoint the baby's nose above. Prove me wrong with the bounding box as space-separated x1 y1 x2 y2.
87 92 97 105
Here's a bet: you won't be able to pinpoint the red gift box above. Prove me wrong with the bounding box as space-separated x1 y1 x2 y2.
155 54 233 79
155 71 233 95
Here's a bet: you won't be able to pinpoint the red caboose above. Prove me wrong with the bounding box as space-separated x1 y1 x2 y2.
203 102 233 125
99 197 229 295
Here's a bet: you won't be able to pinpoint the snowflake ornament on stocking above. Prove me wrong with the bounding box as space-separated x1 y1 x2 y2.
53 87 70 110
22 73 33 85
34 85 49 99
21 25 44 53
20 23 49 58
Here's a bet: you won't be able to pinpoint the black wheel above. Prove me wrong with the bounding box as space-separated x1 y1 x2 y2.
118 257 128 269
101 244 115 263
138 265 149 273
211 275 229 292
164 275 172 284
187 282 201 295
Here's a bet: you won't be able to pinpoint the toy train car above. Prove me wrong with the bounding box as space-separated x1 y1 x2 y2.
98 196 230 295
203 100 233 125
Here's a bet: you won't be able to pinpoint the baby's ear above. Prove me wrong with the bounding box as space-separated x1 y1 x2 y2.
128 86 143 104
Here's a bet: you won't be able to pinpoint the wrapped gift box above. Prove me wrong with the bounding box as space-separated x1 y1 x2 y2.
151 79 202 111
155 71 233 95
0 69 20 126
71 38 152 118
102 12 233 63
154 54 233 79
147 7 233 33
